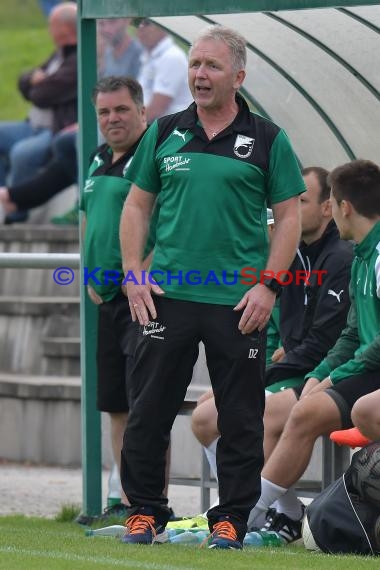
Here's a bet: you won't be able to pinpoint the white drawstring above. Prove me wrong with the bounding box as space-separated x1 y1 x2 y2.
296 248 311 306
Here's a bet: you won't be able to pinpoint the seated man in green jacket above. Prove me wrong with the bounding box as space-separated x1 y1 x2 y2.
248 159 380 544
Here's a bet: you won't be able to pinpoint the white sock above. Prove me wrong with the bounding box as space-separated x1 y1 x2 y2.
247 477 287 529
272 487 304 520
201 439 219 516
203 438 219 481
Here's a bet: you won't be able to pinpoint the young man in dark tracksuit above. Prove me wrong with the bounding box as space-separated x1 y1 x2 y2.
266 167 353 393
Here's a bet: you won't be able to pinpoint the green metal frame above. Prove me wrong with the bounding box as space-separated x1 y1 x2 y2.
81 0 380 18
77 0 379 515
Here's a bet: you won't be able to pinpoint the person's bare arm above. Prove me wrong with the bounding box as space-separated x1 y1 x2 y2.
120 185 163 324
145 93 173 122
81 213 103 305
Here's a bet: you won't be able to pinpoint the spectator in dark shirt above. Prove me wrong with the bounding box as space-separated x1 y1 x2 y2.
0 1 77 222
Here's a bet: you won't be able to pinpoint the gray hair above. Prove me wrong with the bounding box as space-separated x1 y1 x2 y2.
191 25 246 73
92 76 144 109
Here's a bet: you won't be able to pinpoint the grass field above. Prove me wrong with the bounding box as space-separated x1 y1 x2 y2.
0 515 379 570
0 0 51 120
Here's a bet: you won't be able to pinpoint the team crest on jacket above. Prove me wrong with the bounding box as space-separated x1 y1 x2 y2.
234 134 255 158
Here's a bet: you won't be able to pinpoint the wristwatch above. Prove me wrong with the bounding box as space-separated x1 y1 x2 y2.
262 277 283 297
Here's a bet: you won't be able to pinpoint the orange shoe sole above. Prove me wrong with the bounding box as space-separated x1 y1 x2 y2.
330 427 371 448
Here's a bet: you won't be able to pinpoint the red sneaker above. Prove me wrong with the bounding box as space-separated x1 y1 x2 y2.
330 427 371 449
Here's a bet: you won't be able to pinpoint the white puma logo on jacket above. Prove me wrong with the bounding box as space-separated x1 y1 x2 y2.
328 289 344 302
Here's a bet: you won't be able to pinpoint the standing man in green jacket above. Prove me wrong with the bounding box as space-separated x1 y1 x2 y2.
248 159 380 543
80 75 150 520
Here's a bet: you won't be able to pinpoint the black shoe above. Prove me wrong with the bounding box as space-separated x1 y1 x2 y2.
208 516 244 550
121 507 168 545
75 503 132 526
75 512 96 526
98 503 133 521
4 210 28 224
260 505 305 544
247 506 276 532
168 507 180 521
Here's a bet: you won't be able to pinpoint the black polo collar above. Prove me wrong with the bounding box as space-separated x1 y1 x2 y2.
175 92 252 136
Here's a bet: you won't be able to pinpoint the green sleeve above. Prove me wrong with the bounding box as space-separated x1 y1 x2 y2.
306 300 360 381
125 121 161 194
330 333 380 383
268 129 306 205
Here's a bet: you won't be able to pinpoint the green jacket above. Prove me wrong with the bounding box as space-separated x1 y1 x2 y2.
307 221 380 384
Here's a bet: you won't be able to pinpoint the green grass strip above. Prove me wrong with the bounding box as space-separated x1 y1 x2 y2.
0 516 379 570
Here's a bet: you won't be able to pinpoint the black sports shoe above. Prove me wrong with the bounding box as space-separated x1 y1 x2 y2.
258 507 277 530
121 507 168 545
260 505 305 544
75 512 96 526
4 210 28 224
208 516 244 550
247 507 276 532
75 503 132 526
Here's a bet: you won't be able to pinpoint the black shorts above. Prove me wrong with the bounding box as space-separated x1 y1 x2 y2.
293 371 380 428
96 291 138 413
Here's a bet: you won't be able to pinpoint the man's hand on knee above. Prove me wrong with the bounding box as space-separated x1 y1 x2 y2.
300 377 332 399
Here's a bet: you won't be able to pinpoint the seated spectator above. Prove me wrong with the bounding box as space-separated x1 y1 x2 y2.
97 18 143 79
0 126 78 221
191 166 353 504
135 19 193 121
247 159 380 544
0 1 77 223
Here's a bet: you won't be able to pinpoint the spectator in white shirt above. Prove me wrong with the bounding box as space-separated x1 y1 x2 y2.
136 19 193 121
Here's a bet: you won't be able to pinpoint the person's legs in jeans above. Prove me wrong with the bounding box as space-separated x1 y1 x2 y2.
5 128 52 223
52 129 78 178
9 128 52 185
0 120 38 185
39 0 63 17
50 129 79 224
